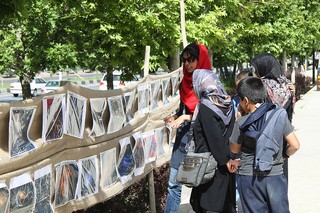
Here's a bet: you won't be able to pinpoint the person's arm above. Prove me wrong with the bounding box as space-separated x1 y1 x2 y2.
284 132 300 157
199 105 229 165
230 143 241 155
170 114 192 128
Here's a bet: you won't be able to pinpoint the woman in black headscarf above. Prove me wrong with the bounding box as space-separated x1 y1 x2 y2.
250 53 295 122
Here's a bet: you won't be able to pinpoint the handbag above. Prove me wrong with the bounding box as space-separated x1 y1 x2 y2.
175 121 217 188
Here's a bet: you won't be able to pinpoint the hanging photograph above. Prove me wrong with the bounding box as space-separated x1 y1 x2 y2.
154 127 166 158
132 132 145 176
116 137 136 184
107 95 126 134
77 156 99 199
142 131 157 164
150 80 161 110
9 173 35 213
161 77 170 105
137 84 149 115
0 182 9 213
42 94 65 142
54 160 79 208
34 165 53 213
170 73 180 98
9 106 37 158
89 98 107 138
123 90 136 124
100 148 118 189
65 91 87 139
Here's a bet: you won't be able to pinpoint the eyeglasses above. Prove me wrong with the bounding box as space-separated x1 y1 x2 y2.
181 56 195 63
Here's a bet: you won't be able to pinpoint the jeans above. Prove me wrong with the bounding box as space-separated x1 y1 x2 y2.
164 167 182 213
237 174 289 213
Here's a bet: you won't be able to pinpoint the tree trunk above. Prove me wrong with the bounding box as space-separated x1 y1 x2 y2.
224 66 230 79
169 48 181 71
107 72 113 90
291 54 296 84
20 75 32 100
281 50 288 75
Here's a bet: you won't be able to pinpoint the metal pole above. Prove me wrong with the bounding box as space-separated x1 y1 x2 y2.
148 170 156 213
144 46 150 77
180 0 187 48
313 48 315 84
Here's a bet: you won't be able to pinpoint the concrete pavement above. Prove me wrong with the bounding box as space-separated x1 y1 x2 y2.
179 85 320 213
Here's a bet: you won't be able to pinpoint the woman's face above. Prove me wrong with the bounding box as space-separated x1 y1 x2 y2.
181 52 198 73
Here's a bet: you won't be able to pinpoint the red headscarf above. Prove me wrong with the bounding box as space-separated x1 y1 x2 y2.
180 44 211 113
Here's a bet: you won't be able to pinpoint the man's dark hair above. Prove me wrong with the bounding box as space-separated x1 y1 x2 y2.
237 77 267 104
181 43 199 61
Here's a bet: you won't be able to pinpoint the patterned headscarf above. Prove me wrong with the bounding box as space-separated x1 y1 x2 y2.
192 69 233 125
250 53 294 109
180 43 211 113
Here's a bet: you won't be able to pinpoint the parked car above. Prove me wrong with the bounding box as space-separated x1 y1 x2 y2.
10 77 46 97
99 70 139 90
40 80 69 95
1 69 15 78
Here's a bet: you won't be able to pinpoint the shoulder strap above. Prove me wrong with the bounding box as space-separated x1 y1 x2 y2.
240 102 275 130
256 107 279 140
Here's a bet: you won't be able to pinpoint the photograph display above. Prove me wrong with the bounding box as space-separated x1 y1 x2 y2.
54 161 79 207
42 94 65 142
123 90 136 124
34 165 53 213
9 173 35 213
0 182 9 213
77 156 99 199
9 106 37 158
100 148 118 189
154 127 166 158
107 95 126 134
117 137 136 184
66 91 87 139
137 84 149 115
170 73 180 97
142 131 157 164
161 77 170 105
150 80 161 110
89 98 107 137
132 132 145 176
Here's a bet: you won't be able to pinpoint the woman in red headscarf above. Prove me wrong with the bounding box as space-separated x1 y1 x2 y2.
164 43 211 213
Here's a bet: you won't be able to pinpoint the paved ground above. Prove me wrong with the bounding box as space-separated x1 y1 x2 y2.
179 85 320 213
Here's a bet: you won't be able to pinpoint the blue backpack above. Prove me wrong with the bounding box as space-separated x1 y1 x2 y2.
240 103 286 172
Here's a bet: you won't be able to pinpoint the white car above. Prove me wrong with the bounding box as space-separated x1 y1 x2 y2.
10 77 47 97
99 70 139 90
40 80 69 95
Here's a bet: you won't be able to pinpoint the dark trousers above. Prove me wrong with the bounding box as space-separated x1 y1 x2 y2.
237 174 289 213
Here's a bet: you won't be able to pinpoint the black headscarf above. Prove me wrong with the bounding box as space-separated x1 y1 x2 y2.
250 53 283 81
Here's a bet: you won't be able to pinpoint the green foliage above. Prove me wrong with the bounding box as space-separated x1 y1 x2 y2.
1 0 319 96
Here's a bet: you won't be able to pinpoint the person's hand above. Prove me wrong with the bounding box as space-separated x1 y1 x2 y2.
226 159 240 173
170 116 186 128
163 115 175 125
289 83 296 95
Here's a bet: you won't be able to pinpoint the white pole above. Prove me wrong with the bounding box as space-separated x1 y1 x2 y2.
144 46 150 77
180 0 187 48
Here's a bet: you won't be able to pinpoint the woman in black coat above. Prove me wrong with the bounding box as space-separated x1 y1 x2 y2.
190 69 235 213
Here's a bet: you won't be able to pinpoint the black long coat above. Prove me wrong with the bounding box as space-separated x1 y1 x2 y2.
190 104 235 213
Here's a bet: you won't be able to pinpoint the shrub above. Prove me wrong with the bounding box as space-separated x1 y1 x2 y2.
75 163 170 213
